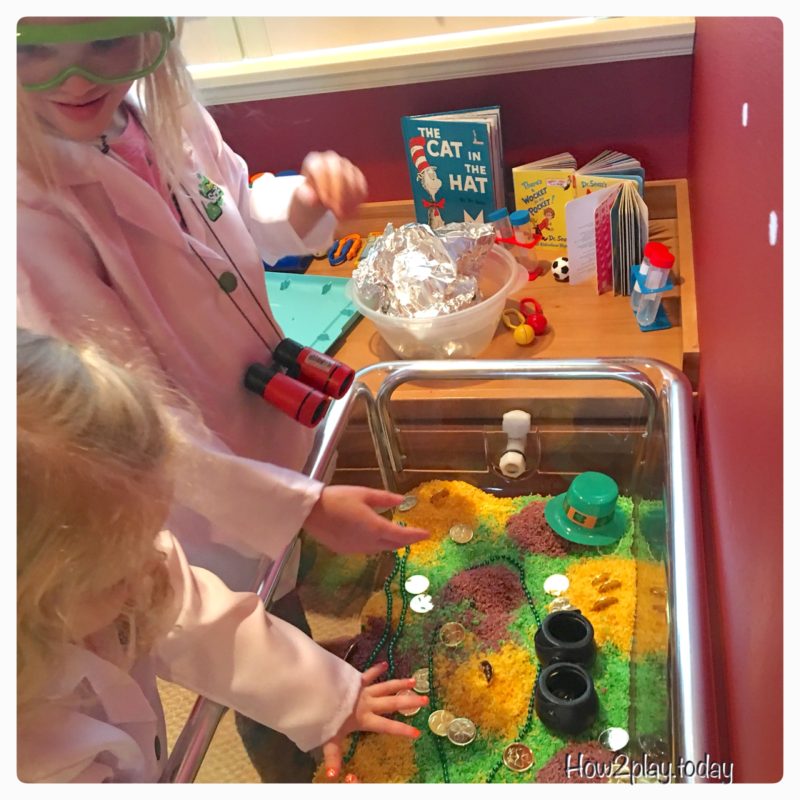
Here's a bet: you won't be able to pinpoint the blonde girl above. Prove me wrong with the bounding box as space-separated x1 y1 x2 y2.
17 328 427 782
17 16 428 594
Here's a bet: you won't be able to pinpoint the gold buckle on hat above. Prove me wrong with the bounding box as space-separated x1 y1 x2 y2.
565 504 598 529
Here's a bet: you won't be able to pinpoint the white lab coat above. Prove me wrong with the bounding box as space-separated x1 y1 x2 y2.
17 99 339 590
17 531 361 782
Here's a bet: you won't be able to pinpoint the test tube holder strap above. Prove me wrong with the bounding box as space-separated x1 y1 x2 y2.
630 264 674 332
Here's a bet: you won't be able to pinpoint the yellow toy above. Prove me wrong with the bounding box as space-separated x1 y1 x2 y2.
502 308 535 346
513 324 535 345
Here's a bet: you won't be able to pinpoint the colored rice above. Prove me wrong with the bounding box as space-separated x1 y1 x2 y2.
304 480 669 783
507 500 581 557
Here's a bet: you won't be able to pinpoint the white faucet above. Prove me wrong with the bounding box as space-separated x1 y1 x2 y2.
499 410 532 478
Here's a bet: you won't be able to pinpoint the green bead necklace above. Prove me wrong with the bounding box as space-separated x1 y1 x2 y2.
424 554 542 783
343 546 411 765
342 546 544 782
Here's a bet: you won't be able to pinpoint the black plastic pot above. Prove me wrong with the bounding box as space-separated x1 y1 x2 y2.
534 662 599 735
534 609 596 667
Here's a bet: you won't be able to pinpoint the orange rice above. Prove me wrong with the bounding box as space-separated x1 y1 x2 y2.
434 639 537 740
564 556 637 655
312 733 417 784
394 480 517 567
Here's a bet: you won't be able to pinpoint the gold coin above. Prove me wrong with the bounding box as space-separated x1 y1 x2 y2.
448 523 474 544
395 688 421 717
439 622 466 647
591 571 611 586
592 595 619 611
412 668 430 694
427 709 455 736
446 717 477 746
547 596 575 613
397 495 418 512
503 742 534 773
607 765 632 784
430 488 450 506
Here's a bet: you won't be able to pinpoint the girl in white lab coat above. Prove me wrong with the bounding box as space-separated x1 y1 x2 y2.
16 16 428 593
17 328 427 782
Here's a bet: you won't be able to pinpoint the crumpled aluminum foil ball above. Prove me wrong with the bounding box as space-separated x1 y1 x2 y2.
352 221 496 318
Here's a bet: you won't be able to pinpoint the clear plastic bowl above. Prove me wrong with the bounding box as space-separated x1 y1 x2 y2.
346 246 528 358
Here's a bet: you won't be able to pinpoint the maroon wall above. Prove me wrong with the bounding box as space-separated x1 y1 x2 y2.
688 17 783 782
210 56 693 200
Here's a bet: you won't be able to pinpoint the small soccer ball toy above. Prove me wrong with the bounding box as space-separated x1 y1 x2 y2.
551 257 570 282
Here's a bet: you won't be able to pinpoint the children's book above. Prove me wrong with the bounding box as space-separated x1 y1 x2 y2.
564 182 649 295
512 150 644 253
512 153 577 251
401 107 504 228
573 150 645 197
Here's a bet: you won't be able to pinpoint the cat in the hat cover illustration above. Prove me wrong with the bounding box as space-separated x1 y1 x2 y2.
408 136 445 230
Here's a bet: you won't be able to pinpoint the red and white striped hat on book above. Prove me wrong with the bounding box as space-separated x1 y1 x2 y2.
408 136 431 173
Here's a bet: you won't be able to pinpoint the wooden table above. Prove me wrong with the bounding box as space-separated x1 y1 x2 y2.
306 179 698 408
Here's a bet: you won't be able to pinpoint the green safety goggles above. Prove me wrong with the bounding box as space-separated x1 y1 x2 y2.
17 17 175 91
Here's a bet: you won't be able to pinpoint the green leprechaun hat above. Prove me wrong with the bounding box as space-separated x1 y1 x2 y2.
544 471 629 546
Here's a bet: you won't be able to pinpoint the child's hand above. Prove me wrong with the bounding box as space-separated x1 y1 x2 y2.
293 150 368 223
322 662 427 780
304 485 429 554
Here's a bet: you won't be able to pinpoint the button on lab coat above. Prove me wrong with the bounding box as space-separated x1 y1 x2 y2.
17 532 361 782
17 101 340 590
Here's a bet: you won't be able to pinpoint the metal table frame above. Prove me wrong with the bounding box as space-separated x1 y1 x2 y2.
161 358 721 783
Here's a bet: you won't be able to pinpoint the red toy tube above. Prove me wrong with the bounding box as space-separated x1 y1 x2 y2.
244 363 331 428
273 338 355 399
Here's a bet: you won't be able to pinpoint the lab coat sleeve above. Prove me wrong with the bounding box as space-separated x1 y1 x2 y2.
191 103 337 264
170 407 323 563
17 206 322 559
152 531 362 752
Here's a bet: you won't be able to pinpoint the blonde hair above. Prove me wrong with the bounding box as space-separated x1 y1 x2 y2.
17 18 197 193
17 329 175 710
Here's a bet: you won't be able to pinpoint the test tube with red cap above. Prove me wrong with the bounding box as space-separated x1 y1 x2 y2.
487 208 514 249
632 242 675 327
509 209 537 274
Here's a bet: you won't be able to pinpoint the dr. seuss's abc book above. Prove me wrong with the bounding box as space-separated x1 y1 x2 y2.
401 107 504 228
513 150 644 252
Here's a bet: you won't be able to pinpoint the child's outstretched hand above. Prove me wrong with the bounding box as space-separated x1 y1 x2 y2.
291 151 368 231
322 662 427 780
304 485 429 554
